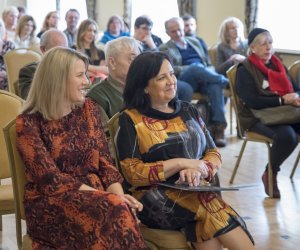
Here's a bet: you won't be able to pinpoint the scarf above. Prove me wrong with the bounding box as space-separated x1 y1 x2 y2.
248 54 293 96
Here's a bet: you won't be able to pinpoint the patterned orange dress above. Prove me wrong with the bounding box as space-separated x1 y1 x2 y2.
16 98 147 250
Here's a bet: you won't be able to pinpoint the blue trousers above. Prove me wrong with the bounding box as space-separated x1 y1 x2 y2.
176 79 193 102
178 64 228 125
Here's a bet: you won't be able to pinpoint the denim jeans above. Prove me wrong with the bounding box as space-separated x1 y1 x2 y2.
176 79 193 102
178 64 227 125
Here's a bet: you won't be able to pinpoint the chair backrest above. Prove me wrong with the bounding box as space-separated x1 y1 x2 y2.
226 64 244 137
3 119 27 249
107 112 122 170
4 48 42 94
208 44 217 67
288 60 300 87
0 90 23 179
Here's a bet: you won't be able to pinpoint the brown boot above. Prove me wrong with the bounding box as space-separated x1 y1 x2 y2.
213 123 227 147
261 169 281 198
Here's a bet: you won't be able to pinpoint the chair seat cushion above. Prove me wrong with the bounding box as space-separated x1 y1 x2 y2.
23 234 33 250
140 225 189 249
0 184 14 211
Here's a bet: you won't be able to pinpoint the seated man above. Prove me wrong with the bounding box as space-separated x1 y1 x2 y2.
87 37 140 121
159 17 228 147
18 29 68 99
133 15 193 102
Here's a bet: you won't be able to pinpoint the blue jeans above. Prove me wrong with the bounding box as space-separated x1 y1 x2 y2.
178 64 227 125
176 79 193 102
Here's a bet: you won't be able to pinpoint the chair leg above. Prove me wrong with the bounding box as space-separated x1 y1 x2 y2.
229 99 233 135
266 143 273 198
0 215 2 231
290 150 300 180
229 139 248 184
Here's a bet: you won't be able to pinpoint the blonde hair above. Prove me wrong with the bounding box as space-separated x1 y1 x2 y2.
76 19 99 62
247 31 273 56
218 17 245 44
40 11 58 32
22 47 89 120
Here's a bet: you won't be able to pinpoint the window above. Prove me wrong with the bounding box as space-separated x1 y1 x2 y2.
257 0 300 53
131 0 179 42
27 0 87 32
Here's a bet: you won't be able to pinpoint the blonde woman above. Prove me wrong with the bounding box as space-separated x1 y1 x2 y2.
215 17 247 76
75 19 108 78
37 11 59 38
14 15 39 49
16 47 147 249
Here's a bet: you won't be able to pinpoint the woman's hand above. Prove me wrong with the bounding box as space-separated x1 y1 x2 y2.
175 165 209 187
283 93 299 104
119 194 143 223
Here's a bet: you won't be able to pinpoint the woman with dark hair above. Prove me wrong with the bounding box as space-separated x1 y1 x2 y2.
117 52 254 250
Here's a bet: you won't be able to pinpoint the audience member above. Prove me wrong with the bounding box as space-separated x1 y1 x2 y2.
216 17 247 76
100 15 130 45
0 19 15 90
117 51 254 250
18 29 68 99
74 19 108 78
37 11 59 38
2 6 19 41
63 9 80 48
236 28 300 198
16 47 147 249
17 6 26 21
159 17 228 147
14 15 40 49
133 15 162 52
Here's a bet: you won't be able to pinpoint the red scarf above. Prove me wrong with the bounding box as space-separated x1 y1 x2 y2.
248 54 293 96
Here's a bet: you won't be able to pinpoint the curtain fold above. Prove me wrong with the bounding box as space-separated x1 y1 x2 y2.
86 0 96 20
123 0 132 30
245 0 258 35
177 0 194 16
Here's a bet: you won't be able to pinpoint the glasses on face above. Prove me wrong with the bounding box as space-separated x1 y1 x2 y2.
139 26 152 31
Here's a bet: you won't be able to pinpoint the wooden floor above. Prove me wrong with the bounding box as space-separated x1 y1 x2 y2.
1 108 300 250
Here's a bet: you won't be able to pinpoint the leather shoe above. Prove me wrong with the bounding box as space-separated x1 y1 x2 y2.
261 169 281 198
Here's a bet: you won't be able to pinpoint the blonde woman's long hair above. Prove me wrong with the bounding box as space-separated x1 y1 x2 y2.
22 47 89 120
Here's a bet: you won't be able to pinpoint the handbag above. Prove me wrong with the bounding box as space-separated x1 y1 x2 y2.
251 105 300 125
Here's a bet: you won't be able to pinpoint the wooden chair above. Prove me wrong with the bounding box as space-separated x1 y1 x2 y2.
288 60 300 85
3 119 33 250
4 48 42 95
226 65 275 198
107 112 191 250
0 90 23 231
208 44 217 67
288 60 300 179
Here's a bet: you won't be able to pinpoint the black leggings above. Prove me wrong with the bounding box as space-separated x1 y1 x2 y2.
251 122 300 173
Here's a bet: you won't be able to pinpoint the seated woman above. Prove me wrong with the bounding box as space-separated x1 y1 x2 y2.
100 15 130 45
14 15 40 49
216 17 247 76
0 19 15 90
117 52 254 250
16 47 147 249
236 28 300 198
74 19 108 80
37 11 59 38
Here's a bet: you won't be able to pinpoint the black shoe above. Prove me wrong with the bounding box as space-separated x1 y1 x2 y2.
213 124 227 147
262 169 281 198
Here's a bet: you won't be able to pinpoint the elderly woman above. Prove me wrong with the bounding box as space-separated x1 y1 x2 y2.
215 17 247 76
236 28 300 198
100 15 130 45
117 52 254 250
14 15 40 49
16 47 147 249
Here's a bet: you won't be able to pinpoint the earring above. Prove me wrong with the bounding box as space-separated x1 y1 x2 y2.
144 89 149 94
